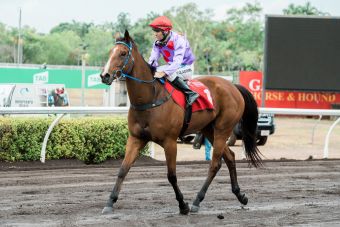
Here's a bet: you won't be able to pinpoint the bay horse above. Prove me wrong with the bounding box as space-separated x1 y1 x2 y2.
100 30 262 214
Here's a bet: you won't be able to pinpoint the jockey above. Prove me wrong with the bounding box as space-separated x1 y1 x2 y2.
148 15 199 106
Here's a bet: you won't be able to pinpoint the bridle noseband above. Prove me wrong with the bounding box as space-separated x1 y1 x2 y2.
113 41 157 84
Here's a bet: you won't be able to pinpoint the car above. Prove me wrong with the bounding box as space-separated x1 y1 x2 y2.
228 113 275 146
190 113 275 148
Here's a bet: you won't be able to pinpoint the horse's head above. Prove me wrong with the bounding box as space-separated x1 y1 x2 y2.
100 30 134 85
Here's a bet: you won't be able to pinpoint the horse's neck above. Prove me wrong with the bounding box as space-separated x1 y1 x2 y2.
126 55 160 105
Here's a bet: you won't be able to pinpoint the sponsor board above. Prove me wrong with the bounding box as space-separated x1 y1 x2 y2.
239 71 340 109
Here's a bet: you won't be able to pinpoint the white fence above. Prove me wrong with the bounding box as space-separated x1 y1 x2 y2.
1 107 339 162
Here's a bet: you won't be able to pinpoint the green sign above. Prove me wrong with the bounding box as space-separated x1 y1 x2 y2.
0 67 108 89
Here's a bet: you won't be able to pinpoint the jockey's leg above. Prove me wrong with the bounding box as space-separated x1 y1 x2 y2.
170 76 199 105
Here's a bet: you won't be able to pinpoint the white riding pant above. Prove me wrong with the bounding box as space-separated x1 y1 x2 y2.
156 64 193 82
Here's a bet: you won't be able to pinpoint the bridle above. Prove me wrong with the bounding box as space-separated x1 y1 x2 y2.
109 40 173 111
110 41 133 80
113 41 157 84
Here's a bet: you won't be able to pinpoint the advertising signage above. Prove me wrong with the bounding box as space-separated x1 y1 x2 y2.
0 67 108 89
240 71 340 109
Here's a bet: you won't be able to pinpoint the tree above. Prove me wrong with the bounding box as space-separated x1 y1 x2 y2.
223 2 264 71
283 2 329 16
0 23 15 63
130 12 159 58
84 27 113 66
41 31 82 65
164 3 213 57
50 20 94 39
20 26 46 64
163 3 213 73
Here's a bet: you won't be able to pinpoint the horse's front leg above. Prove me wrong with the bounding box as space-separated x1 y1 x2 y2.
102 136 147 214
163 139 190 215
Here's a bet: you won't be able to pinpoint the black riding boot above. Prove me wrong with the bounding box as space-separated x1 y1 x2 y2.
171 77 199 106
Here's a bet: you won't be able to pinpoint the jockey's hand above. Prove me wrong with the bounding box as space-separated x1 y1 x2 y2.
154 71 166 78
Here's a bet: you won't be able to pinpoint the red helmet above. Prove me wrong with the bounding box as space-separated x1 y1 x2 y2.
149 16 172 31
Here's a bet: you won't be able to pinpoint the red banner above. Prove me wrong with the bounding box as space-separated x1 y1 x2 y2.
239 71 340 109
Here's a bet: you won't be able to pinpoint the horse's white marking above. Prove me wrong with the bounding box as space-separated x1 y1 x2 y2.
103 47 118 75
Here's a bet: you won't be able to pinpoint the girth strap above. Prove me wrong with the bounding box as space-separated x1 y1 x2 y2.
130 89 174 111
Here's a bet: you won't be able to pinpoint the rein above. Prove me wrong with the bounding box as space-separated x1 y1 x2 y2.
114 41 172 111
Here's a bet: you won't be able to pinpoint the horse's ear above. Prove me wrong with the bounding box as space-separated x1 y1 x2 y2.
124 30 130 42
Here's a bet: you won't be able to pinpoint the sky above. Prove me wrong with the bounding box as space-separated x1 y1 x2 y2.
1 0 340 33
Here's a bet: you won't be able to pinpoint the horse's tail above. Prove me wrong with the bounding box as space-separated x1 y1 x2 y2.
235 84 263 168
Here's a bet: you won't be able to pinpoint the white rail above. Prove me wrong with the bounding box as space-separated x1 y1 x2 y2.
1 107 339 161
0 106 129 115
259 107 340 116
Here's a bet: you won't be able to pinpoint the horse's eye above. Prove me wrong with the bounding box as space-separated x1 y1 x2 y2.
121 52 127 57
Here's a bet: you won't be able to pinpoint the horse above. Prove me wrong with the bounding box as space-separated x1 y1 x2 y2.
49 88 68 107
100 30 262 215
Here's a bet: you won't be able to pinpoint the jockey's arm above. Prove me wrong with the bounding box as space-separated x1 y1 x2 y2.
148 42 161 67
163 37 185 76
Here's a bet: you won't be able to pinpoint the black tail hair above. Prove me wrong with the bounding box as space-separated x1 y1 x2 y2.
235 84 263 168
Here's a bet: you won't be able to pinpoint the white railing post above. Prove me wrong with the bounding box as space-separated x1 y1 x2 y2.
40 114 66 163
323 117 340 159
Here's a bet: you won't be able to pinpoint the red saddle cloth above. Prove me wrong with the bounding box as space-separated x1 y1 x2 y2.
165 79 214 112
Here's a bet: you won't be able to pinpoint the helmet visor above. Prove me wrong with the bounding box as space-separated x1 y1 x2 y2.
152 27 163 32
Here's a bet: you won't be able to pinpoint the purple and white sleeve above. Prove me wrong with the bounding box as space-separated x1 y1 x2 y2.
148 43 160 67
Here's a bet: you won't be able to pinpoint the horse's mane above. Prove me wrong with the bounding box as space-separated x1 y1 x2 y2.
146 61 157 75
115 36 156 75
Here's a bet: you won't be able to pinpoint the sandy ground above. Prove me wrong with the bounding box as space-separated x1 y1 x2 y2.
153 117 340 161
0 159 340 226
0 117 340 226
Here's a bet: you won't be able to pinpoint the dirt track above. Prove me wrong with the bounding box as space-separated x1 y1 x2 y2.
1 158 340 226
154 117 340 161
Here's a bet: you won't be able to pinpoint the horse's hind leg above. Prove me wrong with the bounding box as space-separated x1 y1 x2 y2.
223 146 248 205
191 129 225 213
102 136 147 214
163 139 190 215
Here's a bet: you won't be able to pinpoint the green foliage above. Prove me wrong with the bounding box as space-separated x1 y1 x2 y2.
283 2 329 16
164 3 213 56
0 117 148 163
0 23 15 63
83 27 113 66
21 27 46 64
50 21 94 39
0 2 330 73
114 13 132 35
0 118 49 161
41 31 82 65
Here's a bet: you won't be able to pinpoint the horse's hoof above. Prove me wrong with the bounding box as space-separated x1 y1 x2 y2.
190 204 200 213
238 193 248 205
179 202 190 215
102 206 113 214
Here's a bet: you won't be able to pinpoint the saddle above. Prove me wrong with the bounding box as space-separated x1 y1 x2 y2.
164 79 214 135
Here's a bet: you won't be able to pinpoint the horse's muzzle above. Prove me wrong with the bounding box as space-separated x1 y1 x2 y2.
100 73 113 85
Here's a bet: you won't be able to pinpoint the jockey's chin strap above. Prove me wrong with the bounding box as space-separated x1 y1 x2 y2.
114 41 173 111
